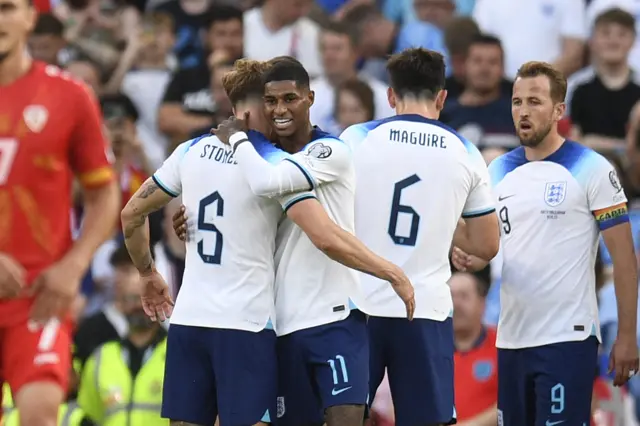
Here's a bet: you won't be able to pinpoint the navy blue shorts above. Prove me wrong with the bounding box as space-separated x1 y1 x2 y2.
368 316 456 426
275 310 369 426
497 336 599 426
161 324 277 426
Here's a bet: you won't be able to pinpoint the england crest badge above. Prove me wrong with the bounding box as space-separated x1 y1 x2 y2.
544 182 566 207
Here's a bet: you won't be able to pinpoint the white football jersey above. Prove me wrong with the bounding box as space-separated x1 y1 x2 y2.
232 129 359 336
340 114 496 320
489 141 628 349
153 134 303 332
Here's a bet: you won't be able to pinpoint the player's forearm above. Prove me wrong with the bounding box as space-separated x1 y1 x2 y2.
121 179 174 274
452 219 496 263
65 182 120 273
231 132 313 197
604 223 639 337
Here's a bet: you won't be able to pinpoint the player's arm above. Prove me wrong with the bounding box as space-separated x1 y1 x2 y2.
121 145 185 274
284 196 415 319
229 131 349 197
590 160 639 385
453 150 500 262
69 83 120 275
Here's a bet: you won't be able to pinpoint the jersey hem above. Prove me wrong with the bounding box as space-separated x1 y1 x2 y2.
275 311 351 337
496 333 602 349
169 317 273 333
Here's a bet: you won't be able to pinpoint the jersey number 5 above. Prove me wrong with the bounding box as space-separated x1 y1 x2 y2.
198 191 224 264
0 138 18 186
388 174 421 246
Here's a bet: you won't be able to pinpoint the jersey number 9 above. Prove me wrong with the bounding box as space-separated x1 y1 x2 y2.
388 174 421 246
198 191 224 264
499 206 511 235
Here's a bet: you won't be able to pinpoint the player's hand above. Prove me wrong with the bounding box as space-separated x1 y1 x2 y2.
0 253 26 299
140 270 174 322
451 246 488 272
29 259 83 323
389 267 415 320
212 113 249 145
609 334 640 386
172 205 188 242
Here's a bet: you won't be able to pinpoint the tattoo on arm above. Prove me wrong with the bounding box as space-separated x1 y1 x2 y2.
138 182 159 199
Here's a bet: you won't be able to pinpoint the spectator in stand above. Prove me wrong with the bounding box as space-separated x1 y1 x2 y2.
115 12 175 170
74 245 143 368
473 0 587 79
341 4 448 82
450 272 498 426
569 8 640 152
158 5 243 147
309 22 393 134
153 0 212 68
586 0 640 72
191 59 236 137
443 16 480 98
243 0 323 77
28 13 68 66
441 35 517 149
334 78 375 133
414 0 455 29
65 57 103 94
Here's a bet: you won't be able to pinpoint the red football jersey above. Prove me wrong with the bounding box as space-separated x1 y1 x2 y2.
0 61 114 324
454 327 498 421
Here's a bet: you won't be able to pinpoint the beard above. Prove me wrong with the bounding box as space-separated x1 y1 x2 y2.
517 119 553 148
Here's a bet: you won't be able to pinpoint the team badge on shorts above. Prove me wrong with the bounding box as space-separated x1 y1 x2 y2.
277 396 285 418
497 409 504 426
544 182 566 207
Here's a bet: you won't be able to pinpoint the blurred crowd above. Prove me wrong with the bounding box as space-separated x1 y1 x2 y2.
7 0 640 424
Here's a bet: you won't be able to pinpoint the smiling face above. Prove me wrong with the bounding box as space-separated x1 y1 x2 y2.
263 80 314 138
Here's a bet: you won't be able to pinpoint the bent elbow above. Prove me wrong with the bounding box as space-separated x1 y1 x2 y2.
120 202 136 226
479 237 499 262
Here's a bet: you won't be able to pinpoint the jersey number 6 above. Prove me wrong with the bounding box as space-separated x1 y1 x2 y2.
198 191 224 264
388 174 421 247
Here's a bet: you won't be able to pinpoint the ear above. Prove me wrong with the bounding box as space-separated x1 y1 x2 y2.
387 87 396 109
308 90 315 107
435 89 448 112
26 7 37 32
555 102 566 122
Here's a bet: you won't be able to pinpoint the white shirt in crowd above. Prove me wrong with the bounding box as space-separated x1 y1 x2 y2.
473 0 588 79
310 75 395 135
489 141 627 349
243 7 323 77
341 115 495 321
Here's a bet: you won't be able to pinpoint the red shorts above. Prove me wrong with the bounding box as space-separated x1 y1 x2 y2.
0 316 72 396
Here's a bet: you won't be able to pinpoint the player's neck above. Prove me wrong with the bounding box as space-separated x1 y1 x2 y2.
524 130 565 161
454 325 484 352
395 100 440 120
279 121 314 153
0 50 32 87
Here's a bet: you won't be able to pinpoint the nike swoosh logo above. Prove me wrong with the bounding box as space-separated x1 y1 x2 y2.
331 386 352 396
498 194 515 201
545 421 564 426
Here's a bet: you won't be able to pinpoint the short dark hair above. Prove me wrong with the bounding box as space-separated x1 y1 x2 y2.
33 13 64 37
110 244 134 268
335 79 375 122
470 34 503 50
262 56 310 89
322 21 359 47
208 5 243 28
516 61 567 103
387 48 446 100
594 7 636 33
222 58 268 106
444 17 480 56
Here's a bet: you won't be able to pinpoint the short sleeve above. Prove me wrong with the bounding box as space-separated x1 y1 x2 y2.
162 70 186 104
560 0 588 39
275 191 318 213
70 82 115 188
587 155 629 230
289 139 353 187
462 148 496 218
152 142 189 197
